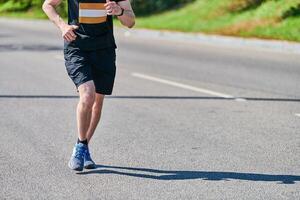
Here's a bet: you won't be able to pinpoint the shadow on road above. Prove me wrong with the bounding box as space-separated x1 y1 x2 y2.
77 165 300 184
0 44 62 52
0 95 300 102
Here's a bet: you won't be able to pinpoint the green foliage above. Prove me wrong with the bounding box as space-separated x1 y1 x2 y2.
131 0 195 16
0 0 31 12
0 0 195 16
228 0 266 12
0 0 300 42
282 3 300 19
136 0 300 42
0 0 67 17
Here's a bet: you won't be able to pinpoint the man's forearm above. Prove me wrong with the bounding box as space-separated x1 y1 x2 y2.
43 0 78 42
118 10 135 28
42 1 66 30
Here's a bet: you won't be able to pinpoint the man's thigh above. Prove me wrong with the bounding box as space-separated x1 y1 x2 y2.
89 48 116 95
64 48 93 90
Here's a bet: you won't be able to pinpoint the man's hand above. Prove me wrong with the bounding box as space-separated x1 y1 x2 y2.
105 0 122 16
60 24 79 42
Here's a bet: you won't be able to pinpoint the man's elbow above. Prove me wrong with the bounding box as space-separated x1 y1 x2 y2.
42 2 49 12
127 20 135 29
42 1 55 13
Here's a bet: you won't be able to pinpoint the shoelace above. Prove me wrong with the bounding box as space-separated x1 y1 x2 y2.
85 149 92 160
74 147 85 159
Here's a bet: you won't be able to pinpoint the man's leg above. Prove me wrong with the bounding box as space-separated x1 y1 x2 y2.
77 81 96 141
68 80 95 171
79 47 116 169
86 93 105 143
80 93 104 169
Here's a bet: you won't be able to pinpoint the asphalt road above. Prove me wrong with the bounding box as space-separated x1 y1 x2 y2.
0 18 299 200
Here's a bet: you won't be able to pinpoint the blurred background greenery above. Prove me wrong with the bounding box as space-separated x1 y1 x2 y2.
0 0 299 42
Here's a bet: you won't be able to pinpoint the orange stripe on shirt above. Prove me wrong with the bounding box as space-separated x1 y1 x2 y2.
79 16 107 24
79 3 106 10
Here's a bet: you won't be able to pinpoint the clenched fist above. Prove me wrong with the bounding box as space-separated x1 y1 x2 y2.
105 0 123 16
61 24 79 42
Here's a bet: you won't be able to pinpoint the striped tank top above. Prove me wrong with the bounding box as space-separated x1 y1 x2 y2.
65 0 123 50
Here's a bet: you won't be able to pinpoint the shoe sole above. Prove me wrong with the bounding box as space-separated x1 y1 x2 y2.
68 163 84 171
84 164 96 169
73 167 84 171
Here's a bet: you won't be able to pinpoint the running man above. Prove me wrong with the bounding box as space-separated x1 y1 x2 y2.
42 0 135 171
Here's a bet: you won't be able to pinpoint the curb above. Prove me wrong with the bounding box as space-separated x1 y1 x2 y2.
118 28 300 54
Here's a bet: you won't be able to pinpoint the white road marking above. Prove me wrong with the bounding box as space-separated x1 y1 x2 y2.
132 72 235 99
295 113 300 117
235 98 247 102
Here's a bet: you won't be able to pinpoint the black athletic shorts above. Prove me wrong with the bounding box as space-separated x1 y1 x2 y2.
64 47 116 95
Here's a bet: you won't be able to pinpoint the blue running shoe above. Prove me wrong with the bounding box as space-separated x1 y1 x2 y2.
84 147 96 169
68 143 87 171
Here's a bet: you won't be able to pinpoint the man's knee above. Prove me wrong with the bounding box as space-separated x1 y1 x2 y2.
78 82 95 109
81 93 95 109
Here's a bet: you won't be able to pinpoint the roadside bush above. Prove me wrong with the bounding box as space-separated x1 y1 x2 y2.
0 0 67 17
131 0 195 16
0 0 31 12
0 0 194 16
228 0 266 12
282 3 300 19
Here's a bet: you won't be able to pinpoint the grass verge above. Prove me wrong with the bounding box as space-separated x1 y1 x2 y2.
136 0 300 42
1 0 299 42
